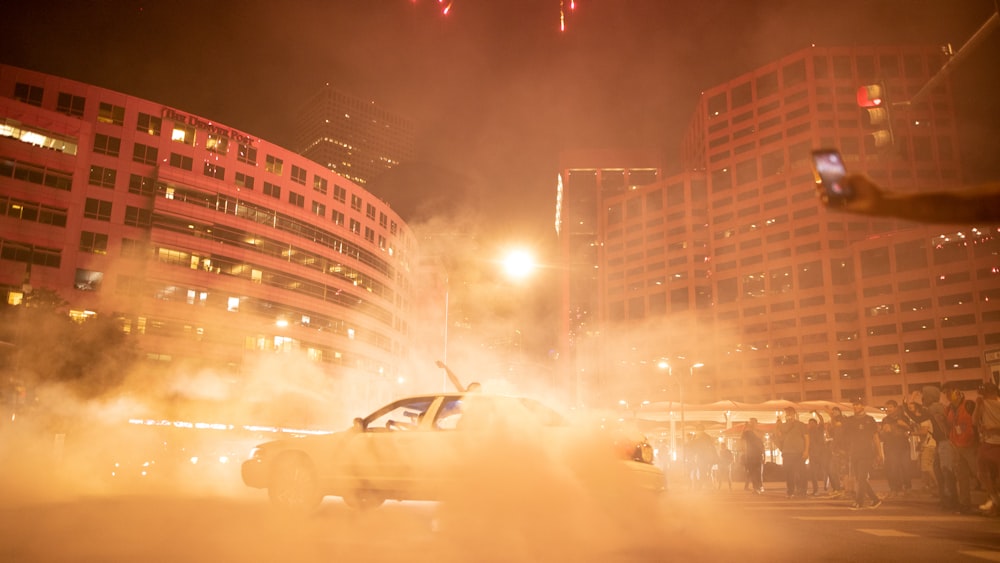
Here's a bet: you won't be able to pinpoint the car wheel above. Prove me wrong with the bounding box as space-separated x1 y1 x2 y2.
268 454 322 513
342 488 385 511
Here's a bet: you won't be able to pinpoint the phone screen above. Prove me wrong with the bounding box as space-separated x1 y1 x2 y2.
811 149 852 204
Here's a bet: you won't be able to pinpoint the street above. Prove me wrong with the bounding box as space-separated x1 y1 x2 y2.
1 481 997 562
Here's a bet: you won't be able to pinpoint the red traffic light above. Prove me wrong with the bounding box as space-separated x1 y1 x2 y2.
857 84 884 108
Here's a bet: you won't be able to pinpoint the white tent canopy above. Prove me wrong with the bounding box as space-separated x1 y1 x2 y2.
635 399 884 429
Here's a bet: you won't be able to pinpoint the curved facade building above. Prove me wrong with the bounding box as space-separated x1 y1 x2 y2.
0 65 418 407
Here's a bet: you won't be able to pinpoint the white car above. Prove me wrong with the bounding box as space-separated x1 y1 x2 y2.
241 391 664 512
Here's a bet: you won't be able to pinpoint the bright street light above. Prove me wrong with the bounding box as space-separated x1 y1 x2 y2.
501 248 536 281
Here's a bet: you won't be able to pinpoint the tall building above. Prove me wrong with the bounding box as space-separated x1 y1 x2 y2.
294 84 416 188
554 149 664 406
0 65 419 413
557 45 1000 408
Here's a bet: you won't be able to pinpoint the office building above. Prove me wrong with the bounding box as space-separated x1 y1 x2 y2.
557 46 1000 407
0 65 418 411
294 84 416 187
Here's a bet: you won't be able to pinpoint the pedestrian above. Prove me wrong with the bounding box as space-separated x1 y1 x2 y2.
776 406 809 498
716 443 734 491
945 385 979 514
907 399 939 496
807 417 828 495
845 398 883 510
742 417 766 494
825 406 848 498
880 399 913 498
974 382 1000 514
974 382 1000 515
688 423 718 491
922 385 954 509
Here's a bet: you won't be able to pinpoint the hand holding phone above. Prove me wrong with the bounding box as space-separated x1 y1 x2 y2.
811 149 853 205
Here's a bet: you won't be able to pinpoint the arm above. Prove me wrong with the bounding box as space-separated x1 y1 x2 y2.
872 425 883 461
828 175 1000 224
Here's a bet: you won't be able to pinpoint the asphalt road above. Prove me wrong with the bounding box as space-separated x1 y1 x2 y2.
1 482 997 563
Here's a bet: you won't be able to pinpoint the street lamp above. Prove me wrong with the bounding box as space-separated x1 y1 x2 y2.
500 248 536 282
660 359 703 465
681 362 705 455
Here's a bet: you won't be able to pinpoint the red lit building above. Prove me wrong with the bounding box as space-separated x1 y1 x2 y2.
557 46 1000 407
0 65 419 408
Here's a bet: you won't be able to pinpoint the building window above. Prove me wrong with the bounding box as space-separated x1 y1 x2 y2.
93 133 121 156
14 82 43 106
941 314 976 328
333 184 347 203
351 194 363 211
88 165 116 188
783 59 807 86
313 175 328 195
132 143 158 165
168 153 193 171
350 219 361 234
263 182 281 199
203 162 225 180
366 203 376 220
84 198 113 221
137 112 162 136
79 231 109 254
365 227 375 243
235 172 255 189
128 174 155 196
97 102 125 125
124 206 152 227
291 165 306 185
237 144 257 165
265 155 283 175
289 191 304 208
707 92 727 116
205 134 229 155
312 201 326 218
172 123 195 145
379 212 388 229
332 210 345 226
57 92 86 116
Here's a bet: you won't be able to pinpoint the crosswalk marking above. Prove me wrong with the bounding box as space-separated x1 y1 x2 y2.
857 528 917 537
961 551 1000 561
794 515 971 522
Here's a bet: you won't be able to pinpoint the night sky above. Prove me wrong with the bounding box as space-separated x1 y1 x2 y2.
3 0 999 242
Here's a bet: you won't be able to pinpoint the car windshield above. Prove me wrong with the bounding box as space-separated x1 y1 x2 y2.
364 397 435 431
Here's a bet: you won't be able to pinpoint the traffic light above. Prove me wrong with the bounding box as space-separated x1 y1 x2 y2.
857 83 893 150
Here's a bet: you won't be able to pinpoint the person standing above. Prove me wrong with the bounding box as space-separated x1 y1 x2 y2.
974 382 1000 514
807 417 828 495
923 385 954 508
945 385 979 513
742 417 766 494
880 399 913 498
846 398 883 510
825 406 848 498
688 423 718 490
907 399 939 496
776 406 809 498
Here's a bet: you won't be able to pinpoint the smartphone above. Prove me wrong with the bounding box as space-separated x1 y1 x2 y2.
810 149 852 205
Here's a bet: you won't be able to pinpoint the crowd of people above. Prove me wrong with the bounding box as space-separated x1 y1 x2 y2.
726 382 1000 513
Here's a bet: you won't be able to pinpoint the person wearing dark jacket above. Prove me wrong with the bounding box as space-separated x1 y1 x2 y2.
846 398 883 510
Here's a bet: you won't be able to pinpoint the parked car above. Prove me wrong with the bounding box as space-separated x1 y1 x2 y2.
241 391 664 512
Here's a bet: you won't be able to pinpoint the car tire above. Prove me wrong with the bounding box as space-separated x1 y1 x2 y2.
341 488 385 511
268 454 322 513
